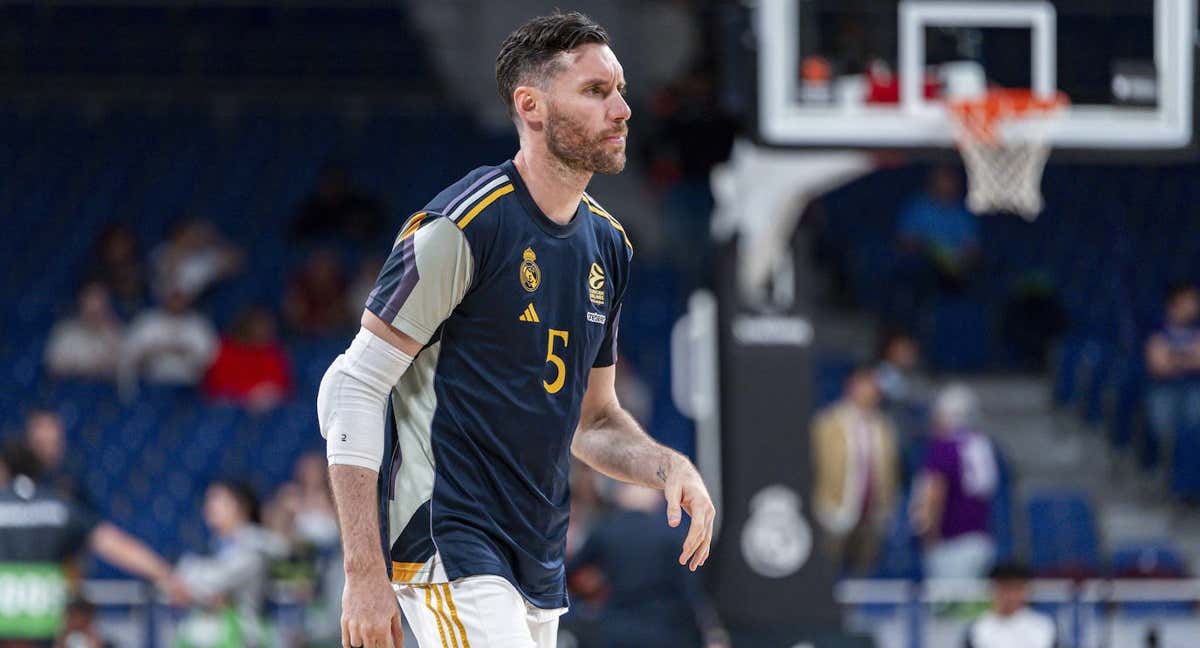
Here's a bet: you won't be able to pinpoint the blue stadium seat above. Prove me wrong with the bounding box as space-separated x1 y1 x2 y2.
1027 491 1100 578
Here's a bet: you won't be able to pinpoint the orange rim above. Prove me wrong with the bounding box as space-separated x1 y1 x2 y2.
948 89 1068 143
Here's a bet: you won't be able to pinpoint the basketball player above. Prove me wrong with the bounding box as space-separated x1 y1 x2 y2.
317 12 716 648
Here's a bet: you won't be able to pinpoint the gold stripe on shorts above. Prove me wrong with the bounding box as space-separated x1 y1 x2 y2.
423 584 454 648
432 584 462 648
440 583 472 648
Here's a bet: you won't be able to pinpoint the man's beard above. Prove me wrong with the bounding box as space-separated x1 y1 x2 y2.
545 107 626 175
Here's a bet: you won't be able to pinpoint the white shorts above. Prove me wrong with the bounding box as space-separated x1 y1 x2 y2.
394 575 566 648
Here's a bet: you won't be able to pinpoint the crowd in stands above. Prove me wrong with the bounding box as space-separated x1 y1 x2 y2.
0 166 403 646
809 333 1003 581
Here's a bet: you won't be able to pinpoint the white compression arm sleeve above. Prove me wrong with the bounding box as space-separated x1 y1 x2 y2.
318 327 413 470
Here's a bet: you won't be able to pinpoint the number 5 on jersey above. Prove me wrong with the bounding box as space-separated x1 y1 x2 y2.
543 329 569 394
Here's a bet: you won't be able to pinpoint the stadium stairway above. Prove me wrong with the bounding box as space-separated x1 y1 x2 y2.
967 375 1200 575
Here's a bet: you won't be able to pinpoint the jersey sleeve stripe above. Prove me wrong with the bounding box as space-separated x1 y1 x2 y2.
398 211 429 242
371 230 421 320
443 167 506 216
583 196 633 251
456 183 514 230
449 174 510 222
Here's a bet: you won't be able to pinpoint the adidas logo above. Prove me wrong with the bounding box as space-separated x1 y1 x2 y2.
518 303 540 323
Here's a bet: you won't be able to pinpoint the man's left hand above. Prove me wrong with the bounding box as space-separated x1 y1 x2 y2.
664 456 716 571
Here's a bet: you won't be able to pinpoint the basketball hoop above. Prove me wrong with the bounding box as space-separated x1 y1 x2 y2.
948 89 1068 220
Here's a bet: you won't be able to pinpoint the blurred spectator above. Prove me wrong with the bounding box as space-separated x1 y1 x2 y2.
44 282 124 381
566 461 605 561
875 329 930 412
55 598 111 648
87 222 146 317
962 563 1056 648
615 360 653 429
912 384 1000 579
999 271 1067 372
810 366 899 575
203 307 292 412
644 66 736 287
892 166 980 324
117 291 218 399
23 410 85 508
875 329 933 485
263 453 341 643
567 482 729 648
284 249 350 336
151 219 243 303
291 166 384 245
0 442 186 646
175 481 287 648
1144 283 1200 465
345 256 384 324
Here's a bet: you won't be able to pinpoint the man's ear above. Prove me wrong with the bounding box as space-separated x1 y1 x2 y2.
513 85 546 129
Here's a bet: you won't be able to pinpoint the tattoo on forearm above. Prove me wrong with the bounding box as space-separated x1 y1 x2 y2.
656 463 668 485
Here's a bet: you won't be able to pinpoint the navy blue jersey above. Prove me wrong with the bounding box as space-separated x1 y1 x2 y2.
365 160 632 609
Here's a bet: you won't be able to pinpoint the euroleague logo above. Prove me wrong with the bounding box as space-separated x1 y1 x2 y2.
740 484 811 579
587 262 605 306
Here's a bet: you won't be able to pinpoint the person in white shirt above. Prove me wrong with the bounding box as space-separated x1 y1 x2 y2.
45 281 125 380
964 563 1057 648
117 289 217 399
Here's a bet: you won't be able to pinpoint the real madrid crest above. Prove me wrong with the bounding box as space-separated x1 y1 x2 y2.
520 247 541 292
587 262 605 306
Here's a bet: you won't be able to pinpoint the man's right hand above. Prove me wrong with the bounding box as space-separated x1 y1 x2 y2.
341 572 405 648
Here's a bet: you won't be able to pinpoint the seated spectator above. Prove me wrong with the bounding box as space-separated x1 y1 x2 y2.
204 307 292 412
87 222 146 317
345 256 384 324
875 329 933 484
568 482 729 648
810 366 900 576
891 166 980 324
263 453 341 643
1144 283 1200 467
876 329 930 413
23 410 86 507
117 290 218 399
284 249 351 336
0 442 187 645
57 598 112 648
175 480 287 648
963 563 1056 648
912 384 1000 579
44 281 124 381
291 165 385 245
151 218 243 302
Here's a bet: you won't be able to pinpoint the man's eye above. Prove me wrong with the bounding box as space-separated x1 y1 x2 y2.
587 87 603 96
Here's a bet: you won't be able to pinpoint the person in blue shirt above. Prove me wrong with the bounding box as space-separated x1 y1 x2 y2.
316 11 716 648
891 166 981 325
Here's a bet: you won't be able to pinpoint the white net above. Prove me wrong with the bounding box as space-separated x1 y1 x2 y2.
957 137 1053 220
950 91 1065 220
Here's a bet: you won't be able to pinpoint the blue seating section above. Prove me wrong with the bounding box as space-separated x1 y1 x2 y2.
0 101 687 574
818 162 1200 373
0 4 431 82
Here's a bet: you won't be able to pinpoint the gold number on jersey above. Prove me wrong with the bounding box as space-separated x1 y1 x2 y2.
543 329 570 394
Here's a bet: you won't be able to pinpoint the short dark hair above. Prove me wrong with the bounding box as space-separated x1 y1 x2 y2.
875 327 917 362
1166 282 1198 306
2 441 44 481
210 479 261 524
989 562 1033 583
495 11 610 120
